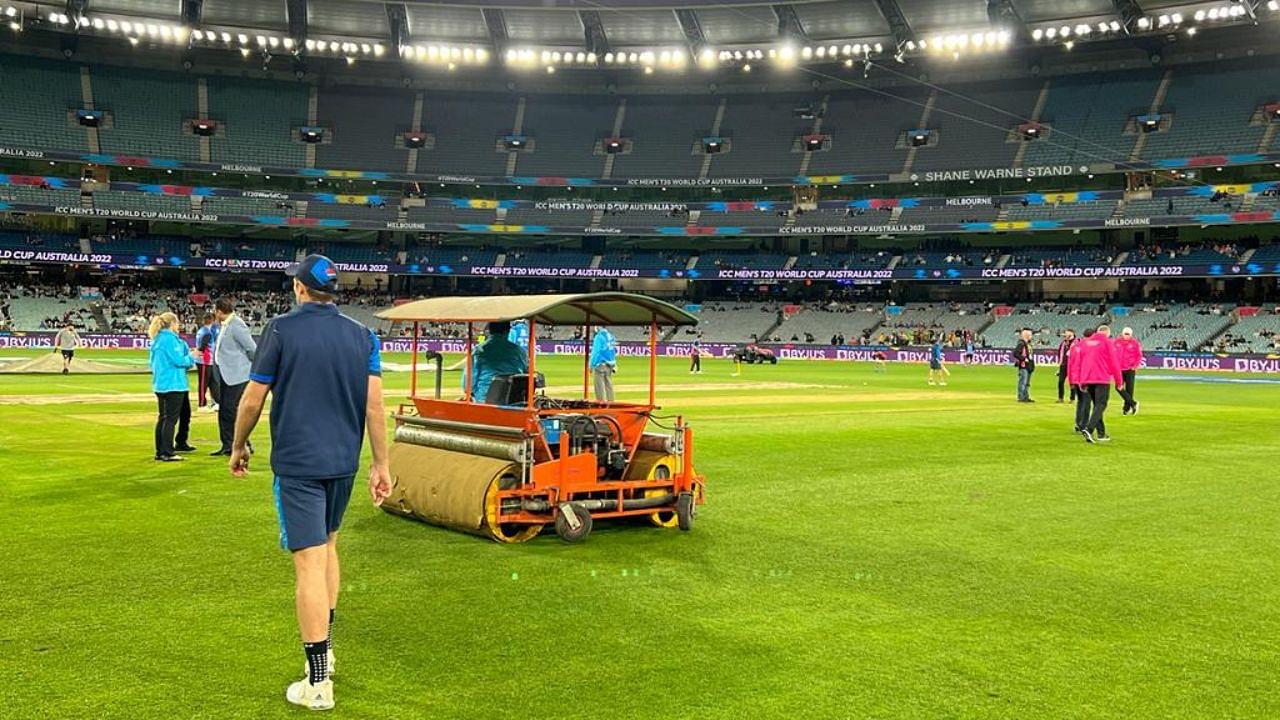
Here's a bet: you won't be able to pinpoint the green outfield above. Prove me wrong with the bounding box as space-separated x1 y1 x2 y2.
2 350 1278 719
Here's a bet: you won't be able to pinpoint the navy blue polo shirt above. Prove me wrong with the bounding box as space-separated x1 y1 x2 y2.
249 302 382 480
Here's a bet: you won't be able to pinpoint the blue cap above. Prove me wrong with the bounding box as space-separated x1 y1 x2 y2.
286 254 339 293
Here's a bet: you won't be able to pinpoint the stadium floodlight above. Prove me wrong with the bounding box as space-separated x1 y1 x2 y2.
220 32 230 42
643 66 653 74
92 17 103 30
1076 24 1090 35
576 51 586 63
129 36 138 46
874 42 884 53
305 38 316 51
3 7 14 18
1171 13 1182 24
1064 40 1075 50
505 48 518 63
239 46 249 56
545 65 554 74
373 43 385 57
1196 9 1208 21
741 63 751 72
1045 27 1056 39
237 33 248 44
603 51 614 64
1137 16 1151 28
106 19 117 31
1186 26 1197 36
1032 27 1043 40
282 37 294 49
1270 0 1279 11
1110 20 1121 32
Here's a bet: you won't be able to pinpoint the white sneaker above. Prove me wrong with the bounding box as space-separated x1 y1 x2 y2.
303 650 336 680
286 678 334 711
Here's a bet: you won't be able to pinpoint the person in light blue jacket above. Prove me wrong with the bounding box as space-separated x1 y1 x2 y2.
148 311 196 461
590 326 617 402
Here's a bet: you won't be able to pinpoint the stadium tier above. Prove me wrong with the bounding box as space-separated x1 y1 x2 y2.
6 53 1280 180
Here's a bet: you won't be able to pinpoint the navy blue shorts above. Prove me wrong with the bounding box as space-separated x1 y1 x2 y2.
273 475 355 551
929 359 942 370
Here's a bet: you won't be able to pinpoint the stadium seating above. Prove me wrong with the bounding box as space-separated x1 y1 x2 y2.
503 246 594 269
0 55 88 151
1 185 83 207
1139 59 1280 159
691 302 780 343
1113 304 1235 351
92 191 195 216
1215 307 1280 353
207 76 309 167
309 202 398 223
316 86 415 171
1002 200 1120 221
1021 69 1163 168
806 86 932 177
610 96 720 179
1005 247 1115 268
980 303 1107 349
0 230 79 251
774 304 885 343
200 196 289 217
419 91 516 177
5 54 1280 180
5 290 96 331
911 79 1042 173
709 92 814 178
91 66 200 160
516 95 618 177
598 249 690 273
694 249 789 271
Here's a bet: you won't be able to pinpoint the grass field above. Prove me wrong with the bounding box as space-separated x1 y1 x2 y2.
2 349 1279 719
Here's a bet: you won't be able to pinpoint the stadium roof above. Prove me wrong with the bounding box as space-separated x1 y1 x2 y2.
9 0 1279 73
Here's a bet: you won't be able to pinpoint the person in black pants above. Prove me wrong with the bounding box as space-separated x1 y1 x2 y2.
148 311 197 461
155 391 193 459
1056 329 1076 403
1072 329 1093 433
211 297 257 456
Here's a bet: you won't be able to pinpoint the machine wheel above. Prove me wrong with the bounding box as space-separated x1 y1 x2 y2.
485 473 543 543
554 503 593 543
676 492 696 532
647 465 680 528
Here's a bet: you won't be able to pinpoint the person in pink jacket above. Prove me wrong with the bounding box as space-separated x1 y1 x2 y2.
1072 324 1125 443
1113 327 1143 415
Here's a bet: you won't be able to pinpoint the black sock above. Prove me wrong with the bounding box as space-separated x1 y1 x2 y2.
327 608 335 646
304 640 329 685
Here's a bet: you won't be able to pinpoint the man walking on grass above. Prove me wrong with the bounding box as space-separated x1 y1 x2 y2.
1114 326 1142 415
1072 324 1125 444
229 255 391 711
54 323 79 374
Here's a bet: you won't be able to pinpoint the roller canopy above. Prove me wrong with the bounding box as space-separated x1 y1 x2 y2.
375 292 698 327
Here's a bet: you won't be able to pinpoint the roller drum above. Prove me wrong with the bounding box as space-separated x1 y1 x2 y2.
394 425 528 463
381 442 541 543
